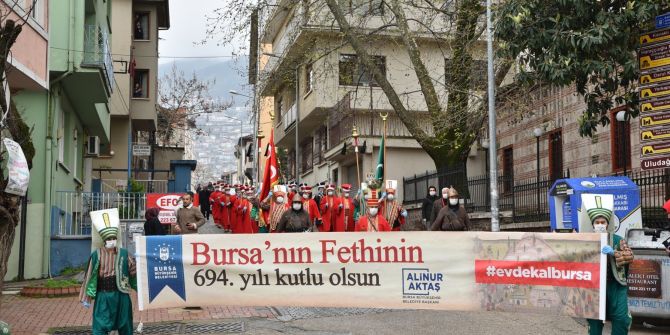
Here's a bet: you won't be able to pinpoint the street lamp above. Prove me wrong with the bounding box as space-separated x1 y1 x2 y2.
616 111 628 175
229 90 252 98
533 127 544 218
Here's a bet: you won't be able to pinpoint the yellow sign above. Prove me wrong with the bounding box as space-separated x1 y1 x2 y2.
640 112 670 128
640 67 670 85
641 129 670 142
640 42 670 70
641 143 670 157
640 28 670 46
640 96 670 113
640 83 670 99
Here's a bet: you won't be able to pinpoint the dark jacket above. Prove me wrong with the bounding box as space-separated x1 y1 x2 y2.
199 189 212 207
430 198 447 224
430 205 471 231
276 209 312 233
144 218 167 236
422 195 438 221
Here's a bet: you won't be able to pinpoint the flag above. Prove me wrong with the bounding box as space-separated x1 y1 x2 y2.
260 129 279 200
375 134 384 180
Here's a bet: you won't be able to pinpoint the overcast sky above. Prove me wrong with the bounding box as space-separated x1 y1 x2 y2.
158 0 240 63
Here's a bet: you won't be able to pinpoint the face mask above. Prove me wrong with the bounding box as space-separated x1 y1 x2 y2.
429 191 436 196
292 203 302 211
442 194 449 199
302 194 310 199
327 191 334 196
387 194 395 201
368 208 378 216
276 196 285 204
344 192 350 198
593 224 607 233
105 240 117 249
449 199 459 206
229 190 236 196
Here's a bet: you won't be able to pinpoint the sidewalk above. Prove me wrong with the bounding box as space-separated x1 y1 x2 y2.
0 294 275 335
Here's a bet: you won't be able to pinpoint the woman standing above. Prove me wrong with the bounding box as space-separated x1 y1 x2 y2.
143 207 166 236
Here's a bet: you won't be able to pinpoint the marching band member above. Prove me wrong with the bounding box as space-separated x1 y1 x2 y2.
355 190 390 232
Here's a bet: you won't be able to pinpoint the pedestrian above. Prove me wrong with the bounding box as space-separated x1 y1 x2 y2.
143 207 166 235
583 194 634 335
235 186 254 234
355 190 391 232
430 187 450 223
379 186 407 231
422 186 438 229
314 182 326 207
260 185 289 233
198 182 212 221
172 192 205 234
80 209 136 335
276 194 312 232
319 184 343 232
430 187 470 231
300 185 322 227
340 184 355 231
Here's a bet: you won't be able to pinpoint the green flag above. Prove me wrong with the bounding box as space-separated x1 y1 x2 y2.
375 135 384 180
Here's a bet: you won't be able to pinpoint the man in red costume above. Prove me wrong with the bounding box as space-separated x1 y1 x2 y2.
300 185 321 227
340 184 355 232
260 185 289 233
209 183 222 228
319 184 342 232
380 187 407 231
228 185 240 233
355 190 391 232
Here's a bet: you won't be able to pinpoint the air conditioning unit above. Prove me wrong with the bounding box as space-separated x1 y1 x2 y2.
86 136 100 156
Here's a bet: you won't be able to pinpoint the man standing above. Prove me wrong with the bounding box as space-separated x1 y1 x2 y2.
209 183 222 228
355 190 391 232
319 184 342 232
340 184 355 232
260 185 289 233
172 193 206 234
300 185 321 227
430 187 450 224
198 182 213 221
314 182 326 207
422 186 438 229
277 194 312 232
80 208 136 335
431 187 470 231
379 186 406 231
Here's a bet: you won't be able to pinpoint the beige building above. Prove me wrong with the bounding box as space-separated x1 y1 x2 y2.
256 1 489 197
92 0 170 192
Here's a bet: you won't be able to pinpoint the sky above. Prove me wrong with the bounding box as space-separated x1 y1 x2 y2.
158 0 241 64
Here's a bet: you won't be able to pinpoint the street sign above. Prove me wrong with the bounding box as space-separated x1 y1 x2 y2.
133 144 151 156
640 66 670 86
640 82 670 99
641 128 670 142
640 111 670 129
641 156 670 170
657 13 670 29
640 28 670 46
640 95 670 113
639 41 670 71
641 142 670 157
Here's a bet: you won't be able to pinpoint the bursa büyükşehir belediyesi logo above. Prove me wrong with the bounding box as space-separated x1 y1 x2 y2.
402 268 443 295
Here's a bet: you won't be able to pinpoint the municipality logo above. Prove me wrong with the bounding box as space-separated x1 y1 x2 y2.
147 236 186 303
402 268 443 296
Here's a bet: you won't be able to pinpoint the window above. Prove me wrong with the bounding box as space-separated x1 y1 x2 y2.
339 54 386 87
305 63 314 94
133 69 149 99
611 109 631 172
549 129 563 181
314 126 327 164
502 146 513 193
134 12 150 40
445 58 487 90
342 0 385 16
275 96 284 119
301 137 313 173
58 109 65 163
30 0 44 26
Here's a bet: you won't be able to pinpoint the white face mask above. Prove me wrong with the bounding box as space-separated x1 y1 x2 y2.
449 199 459 206
429 191 436 196
442 194 449 199
344 192 350 198
302 193 310 199
593 224 607 233
327 191 334 196
276 196 285 204
368 208 378 216
292 203 302 211
229 190 236 196
105 240 117 249
387 194 395 201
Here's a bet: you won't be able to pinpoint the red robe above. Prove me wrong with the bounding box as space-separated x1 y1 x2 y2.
210 191 221 226
319 195 342 232
219 194 232 230
302 198 321 226
340 196 355 232
236 198 253 234
355 214 391 232
380 200 405 231
229 195 240 233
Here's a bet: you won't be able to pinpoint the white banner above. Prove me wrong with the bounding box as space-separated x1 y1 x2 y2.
135 232 606 320
2 138 29 196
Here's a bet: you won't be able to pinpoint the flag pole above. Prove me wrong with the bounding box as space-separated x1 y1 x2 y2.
352 125 361 189
380 112 388 183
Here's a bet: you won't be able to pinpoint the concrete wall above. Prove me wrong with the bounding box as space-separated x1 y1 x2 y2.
109 0 132 116
130 3 159 127
5 0 49 90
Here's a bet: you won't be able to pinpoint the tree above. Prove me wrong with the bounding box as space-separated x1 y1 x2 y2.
206 0 514 179
0 2 37 298
496 0 670 136
155 64 232 147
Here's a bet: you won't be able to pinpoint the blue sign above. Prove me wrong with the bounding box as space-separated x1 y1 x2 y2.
657 13 670 29
146 235 186 303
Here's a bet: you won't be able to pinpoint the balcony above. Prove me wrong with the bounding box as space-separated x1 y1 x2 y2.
282 103 297 130
81 25 114 94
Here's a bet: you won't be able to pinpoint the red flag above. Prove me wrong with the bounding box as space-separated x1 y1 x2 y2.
260 129 279 200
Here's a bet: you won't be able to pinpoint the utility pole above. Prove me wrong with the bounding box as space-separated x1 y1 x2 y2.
486 0 499 232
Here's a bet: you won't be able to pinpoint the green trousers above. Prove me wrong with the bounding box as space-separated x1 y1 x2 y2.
92 290 133 335
587 282 631 335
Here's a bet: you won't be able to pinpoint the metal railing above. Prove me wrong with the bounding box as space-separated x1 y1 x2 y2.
100 179 168 193
52 192 146 237
283 103 297 129
82 25 114 92
404 167 670 228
